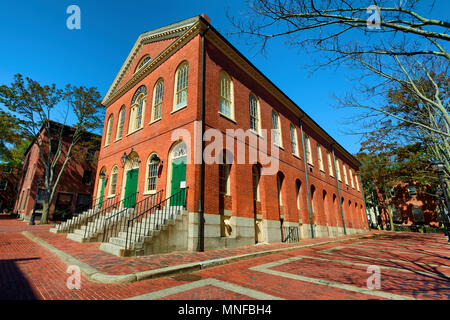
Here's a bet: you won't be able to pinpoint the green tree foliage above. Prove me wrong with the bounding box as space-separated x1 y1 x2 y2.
0 74 104 224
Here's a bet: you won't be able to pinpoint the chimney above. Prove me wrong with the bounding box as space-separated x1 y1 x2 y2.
201 13 211 24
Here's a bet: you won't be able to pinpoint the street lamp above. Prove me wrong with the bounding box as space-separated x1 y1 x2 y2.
121 148 134 166
430 160 450 241
150 154 162 166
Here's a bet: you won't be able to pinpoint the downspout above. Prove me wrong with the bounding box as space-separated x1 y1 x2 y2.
197 24 210 252
331 145 347 235
299 117 314 238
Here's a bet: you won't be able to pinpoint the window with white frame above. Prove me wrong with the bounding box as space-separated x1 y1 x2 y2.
174 62 188 111
152 79 164 122
327 151 334 176
305 135 313 165
116 106 126 140
343 164 349 185
146 154 158 193
135 55 151 72
0 180 7 191
350 169 355 188
219 71 233 119
129 86 147 133
108 166 118 196
355 174 360 191
290 124 299 156
249 94 260 133
317 144 324 171
272 111 282 147
336 159 342 181
105 114 113 146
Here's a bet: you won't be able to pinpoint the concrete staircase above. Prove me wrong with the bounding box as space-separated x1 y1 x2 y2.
49 208 97 234
99 206 187 257
66 207 134 243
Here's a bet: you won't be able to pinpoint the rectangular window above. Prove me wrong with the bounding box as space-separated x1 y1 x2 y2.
290 124 299 156
327 152 334 176
147 163 158 192
219 72 233 118
249 94 259 133
355 175 360 191
110 172 118 196
350 169 355 188
317 144 324 171
343 164 349 185
305 135 313 165
76 194 92 209
0 180 7 191
336 159 341 181
175 64 188 110
272 111 282 147
152 81 164 122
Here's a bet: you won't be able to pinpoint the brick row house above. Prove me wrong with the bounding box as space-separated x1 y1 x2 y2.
0 165 20 213
14 122 100 221
93 15 369 254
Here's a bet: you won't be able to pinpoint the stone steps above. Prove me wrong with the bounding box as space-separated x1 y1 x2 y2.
100 209 187 256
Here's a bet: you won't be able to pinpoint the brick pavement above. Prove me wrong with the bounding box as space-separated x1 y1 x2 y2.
0 218 448 300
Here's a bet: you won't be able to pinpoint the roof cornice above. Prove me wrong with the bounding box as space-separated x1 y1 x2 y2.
102 16 201 105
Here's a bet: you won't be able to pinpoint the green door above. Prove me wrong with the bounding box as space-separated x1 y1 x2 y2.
170 158 186 206
98 178 106 208
124 168 139 208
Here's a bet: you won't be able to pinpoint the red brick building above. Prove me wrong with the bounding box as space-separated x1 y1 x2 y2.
0 165 21 213
378 182 439 228
13 122 100 221
94 15 369 253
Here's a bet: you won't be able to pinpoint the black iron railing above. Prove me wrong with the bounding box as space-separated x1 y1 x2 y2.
125 187 188 250
102 190 164 243
67 194 121 233
282 226 300 243
82 192 138 239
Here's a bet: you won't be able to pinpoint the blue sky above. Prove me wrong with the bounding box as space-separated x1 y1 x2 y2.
1 0 447 154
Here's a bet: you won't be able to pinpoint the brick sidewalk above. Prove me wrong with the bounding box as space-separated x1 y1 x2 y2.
9 219 378 276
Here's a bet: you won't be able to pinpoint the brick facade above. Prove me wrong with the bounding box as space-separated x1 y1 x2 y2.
95 15 369 251
0 165 20 212
13 123 100 220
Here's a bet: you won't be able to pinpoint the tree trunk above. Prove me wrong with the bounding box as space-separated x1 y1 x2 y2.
40 200 49 224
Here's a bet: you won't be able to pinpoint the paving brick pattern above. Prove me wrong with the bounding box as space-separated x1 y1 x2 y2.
0 218 448 300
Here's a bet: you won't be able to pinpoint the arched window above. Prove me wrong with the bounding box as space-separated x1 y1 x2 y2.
343 164 349 185
272 111 282 147
252 165 261 201
219 71 233 119
145 153 159 193
219 150 232 196
249 94 260 133
152 79 164 122
277 172 284 206
108 166 119 196
305 135 312 164
105 114 113 146
116 106 126 140
296 179 302 211
174 62 188 111
135 55 151 73
129 86 147 133
290 124 299 156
